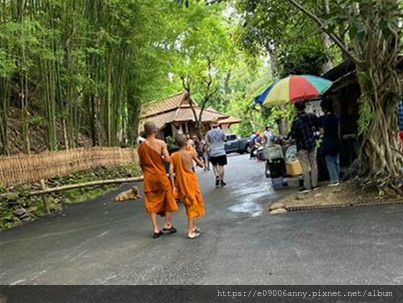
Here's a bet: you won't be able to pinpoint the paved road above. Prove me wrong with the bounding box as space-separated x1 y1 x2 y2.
0 155 402 285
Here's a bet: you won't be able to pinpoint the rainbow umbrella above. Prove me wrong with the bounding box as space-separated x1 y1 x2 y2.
254 75 333 106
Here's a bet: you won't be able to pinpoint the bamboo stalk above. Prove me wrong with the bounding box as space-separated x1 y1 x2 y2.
29 176 144 196
40 179 50 215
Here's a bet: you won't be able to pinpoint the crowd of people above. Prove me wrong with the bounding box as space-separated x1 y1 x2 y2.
137 120 228 239
248 99 341 193
289 99 340 193
136 100 343 238
248 126 275 160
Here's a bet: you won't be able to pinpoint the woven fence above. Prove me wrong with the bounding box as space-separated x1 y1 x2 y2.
0 147 138 187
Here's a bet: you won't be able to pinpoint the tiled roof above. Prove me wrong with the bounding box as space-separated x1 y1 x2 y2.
139 92 237 130
322 60 356 82
140 107 229 130
172 108 229 123
140 92 188 118
218 116 242 125
141 111 177 130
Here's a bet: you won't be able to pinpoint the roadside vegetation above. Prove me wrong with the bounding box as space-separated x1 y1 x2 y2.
1 0 401 195
0 164 141 229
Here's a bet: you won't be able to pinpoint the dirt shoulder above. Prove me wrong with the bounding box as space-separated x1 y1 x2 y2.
269 179 402 213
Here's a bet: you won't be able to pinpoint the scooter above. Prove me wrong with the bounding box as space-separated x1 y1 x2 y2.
250 143 262 159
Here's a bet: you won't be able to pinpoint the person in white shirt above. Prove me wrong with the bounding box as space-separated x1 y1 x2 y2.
205 120 227 187
263 126 274 146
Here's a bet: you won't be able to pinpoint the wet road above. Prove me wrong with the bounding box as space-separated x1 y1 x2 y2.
0 154 403 285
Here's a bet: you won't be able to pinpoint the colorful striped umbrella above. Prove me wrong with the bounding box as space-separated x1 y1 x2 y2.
254 75 333 106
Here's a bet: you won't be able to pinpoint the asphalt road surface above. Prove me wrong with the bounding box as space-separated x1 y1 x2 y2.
1 155 402 285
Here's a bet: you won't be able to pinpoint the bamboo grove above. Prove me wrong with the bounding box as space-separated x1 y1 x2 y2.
0 0 176 155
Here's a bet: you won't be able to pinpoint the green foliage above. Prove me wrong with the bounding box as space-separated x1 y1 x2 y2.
357 96 376 135
165 136 177 150
277 40 328 77
0 0 182 153
270 104 296 126
171 1 232 99
220 55 278 137
234 0 342 77
0 163 141 229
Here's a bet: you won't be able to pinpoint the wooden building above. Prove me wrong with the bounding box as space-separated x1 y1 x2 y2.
139 92 241 140
322 60 361 167
322 59 403 167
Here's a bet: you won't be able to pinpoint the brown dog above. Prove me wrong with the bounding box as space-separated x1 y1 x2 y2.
115 185 141 202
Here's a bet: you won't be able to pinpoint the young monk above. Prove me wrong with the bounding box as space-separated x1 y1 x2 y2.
169 134 205 239
137 122 178 238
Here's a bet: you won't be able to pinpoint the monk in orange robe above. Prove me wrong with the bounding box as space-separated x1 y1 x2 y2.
169 134 205 239
137 122 178 238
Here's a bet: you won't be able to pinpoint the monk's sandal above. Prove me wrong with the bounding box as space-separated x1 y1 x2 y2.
188 232 200 240
153 231 164 239
162 226 177 234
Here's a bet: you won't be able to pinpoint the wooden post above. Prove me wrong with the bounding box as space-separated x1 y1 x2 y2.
40 179 50 215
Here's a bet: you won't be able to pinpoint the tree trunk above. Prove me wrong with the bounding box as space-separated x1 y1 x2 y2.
353 1 403 194
267 45 279 79
321 0 333 72
277 107 289 137
0 78 10 155
127 88 141 146
21 71 30 154
268 44 288 136
357 65 403 194
287 0 403 194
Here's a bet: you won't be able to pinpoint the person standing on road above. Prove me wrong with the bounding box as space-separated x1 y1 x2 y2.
205 120 227 187
193 135 204 162
201 139 210 171
186 134 195 151
170 134 205 239
290 101 320 193
319 100 341 187
263 126 274 146
250 132 257 143
137 122 178 238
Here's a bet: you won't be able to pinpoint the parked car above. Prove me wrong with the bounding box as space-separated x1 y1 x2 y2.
224 134 250 154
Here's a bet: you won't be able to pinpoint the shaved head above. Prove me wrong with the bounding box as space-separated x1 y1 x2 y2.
144 122 157 137
175 134 187 148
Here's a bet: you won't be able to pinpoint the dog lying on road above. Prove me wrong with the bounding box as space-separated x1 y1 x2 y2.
115 185 141 202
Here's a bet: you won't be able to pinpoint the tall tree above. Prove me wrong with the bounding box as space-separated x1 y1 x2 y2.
237 0 403 194
0 0 180 154
172 1 232 138
287 0 403 195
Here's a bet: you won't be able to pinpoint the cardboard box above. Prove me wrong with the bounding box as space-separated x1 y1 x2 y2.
286 160 302 176
286 177 300 188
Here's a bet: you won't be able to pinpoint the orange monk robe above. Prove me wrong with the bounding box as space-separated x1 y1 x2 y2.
171 152 205 219
137 143 178 215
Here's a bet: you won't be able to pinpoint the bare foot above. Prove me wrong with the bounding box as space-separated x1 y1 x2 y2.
163 223 172 229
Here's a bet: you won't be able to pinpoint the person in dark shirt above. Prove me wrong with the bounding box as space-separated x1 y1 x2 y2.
319 100 341 186
290 101 320 193
192 135 204 161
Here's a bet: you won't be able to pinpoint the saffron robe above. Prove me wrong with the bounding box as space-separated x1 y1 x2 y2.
137 143 177 215
171 152 205 219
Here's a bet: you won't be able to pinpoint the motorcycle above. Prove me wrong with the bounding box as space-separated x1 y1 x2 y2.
250 142 263 159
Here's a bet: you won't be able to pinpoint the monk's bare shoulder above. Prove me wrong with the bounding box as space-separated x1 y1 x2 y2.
155 139 167 147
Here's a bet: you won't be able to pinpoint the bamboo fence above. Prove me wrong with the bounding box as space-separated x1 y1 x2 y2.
0 147 138 187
